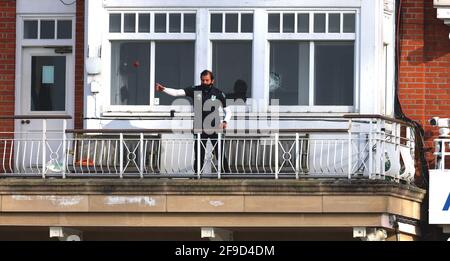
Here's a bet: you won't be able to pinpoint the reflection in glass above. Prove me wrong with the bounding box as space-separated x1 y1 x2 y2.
109 14 121 33
31 56 66 111
24 20 38 39
184 14 196 33
315 42 354 105
297 14 309 33
314 13 325 33
270 42 309 105
41 20 55 39
138 14 150 33
155 13 167 33
213 41 252 100
211 14 222 33
241 13 253 33
57 20 72 39
283 13 295 33
328 13 340 33
169 13 181 33
268 14 280 32
155 42 195 105
225 13 238 33
110 42 150 105
124 14 136 33
343 14 355 33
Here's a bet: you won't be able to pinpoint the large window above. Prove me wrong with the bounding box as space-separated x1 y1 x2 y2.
212 41 252 102
155 42 195 105
110 42 150 105
268 11 356 107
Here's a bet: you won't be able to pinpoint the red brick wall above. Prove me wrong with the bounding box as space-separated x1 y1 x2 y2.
75 0 85 129
399 0 450 168
0 0 16 133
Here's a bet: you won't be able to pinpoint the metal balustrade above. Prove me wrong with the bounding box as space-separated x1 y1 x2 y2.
0 115 416 182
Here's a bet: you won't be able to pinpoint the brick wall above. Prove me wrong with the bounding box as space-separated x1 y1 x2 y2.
0 0 16 134
75 0 84 129
398 0 450 169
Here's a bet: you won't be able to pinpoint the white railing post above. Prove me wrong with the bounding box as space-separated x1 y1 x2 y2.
42 119 47 179
380 120 386 179
119 133 124 178
295 133 299 179
62 119 67 179
275 133 279 179
197 133 201 179
441 139 446 170
139 133 144 179
348 119 352 179
217 133 221 179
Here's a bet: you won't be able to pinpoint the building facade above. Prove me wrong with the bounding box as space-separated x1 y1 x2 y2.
0 0 447 240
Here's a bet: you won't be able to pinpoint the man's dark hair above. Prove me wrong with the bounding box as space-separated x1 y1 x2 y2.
200 70 214 80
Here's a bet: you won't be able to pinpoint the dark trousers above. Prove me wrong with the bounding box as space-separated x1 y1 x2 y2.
193 133 229 173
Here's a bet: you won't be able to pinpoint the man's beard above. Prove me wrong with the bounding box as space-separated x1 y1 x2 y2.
201 84 212 88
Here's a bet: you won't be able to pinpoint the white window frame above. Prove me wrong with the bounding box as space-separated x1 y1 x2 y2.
99 5 361 115
103 9 197 112
266 9 359 113
20 15 75 47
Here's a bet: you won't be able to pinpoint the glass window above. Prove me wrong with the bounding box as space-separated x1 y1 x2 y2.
212 41 252 101
297 14 309 33
183 13 196 33
40 20 55 39
313 13 325 33
24 20 38 39
240 13 253 33
138 14 150 33
270 42 309 105
343 13 355 33
124 14 136 33
210 13 222 33
109 14 121 33
283 13 295 33
169 13 181 33
315 42 354 105
57 20 72 39
268 14 280 33
225 13 238 33
110 42 150 105
328 13 340 33
155 42 195 105
155 13 167 33
31 56 66 111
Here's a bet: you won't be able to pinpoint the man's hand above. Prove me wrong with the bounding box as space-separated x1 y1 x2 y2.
220 121 228 129
155 83 165 92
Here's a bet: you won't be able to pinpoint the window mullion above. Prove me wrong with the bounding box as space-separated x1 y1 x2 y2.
309 41 315 106
150 41 156 106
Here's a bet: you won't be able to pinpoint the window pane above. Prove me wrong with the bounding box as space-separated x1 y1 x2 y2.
313 13 325 33
40 20 55 39
155 13 167 33
184 13 196 33
57 20 72 39
225 13 238 33
328 13 340 33
297 14 309 33
124 14 136 33
241 13 253 33
268 14 280 33
31 56 66 111
283 13 295 33
169 13 181 33
343 13 355 33
270 42 309 105
138 14 150 33
24 20 38 39
109 14 121 33
110 42 150 105
155 42 195 105
213 42 252 101
315 42 354 106
210 14 222 33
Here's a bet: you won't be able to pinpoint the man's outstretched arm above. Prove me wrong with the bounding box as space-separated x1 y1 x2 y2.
155 83 186 97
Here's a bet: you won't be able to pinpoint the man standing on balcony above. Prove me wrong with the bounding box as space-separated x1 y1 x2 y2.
155 70 231 174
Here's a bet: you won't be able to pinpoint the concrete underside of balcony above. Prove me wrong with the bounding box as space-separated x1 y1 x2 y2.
0 178 425 240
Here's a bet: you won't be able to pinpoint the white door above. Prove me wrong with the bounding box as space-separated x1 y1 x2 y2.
16 47 74 174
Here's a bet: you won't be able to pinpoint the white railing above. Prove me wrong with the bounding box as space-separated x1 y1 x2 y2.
434 138 450 171
0 115 416 183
